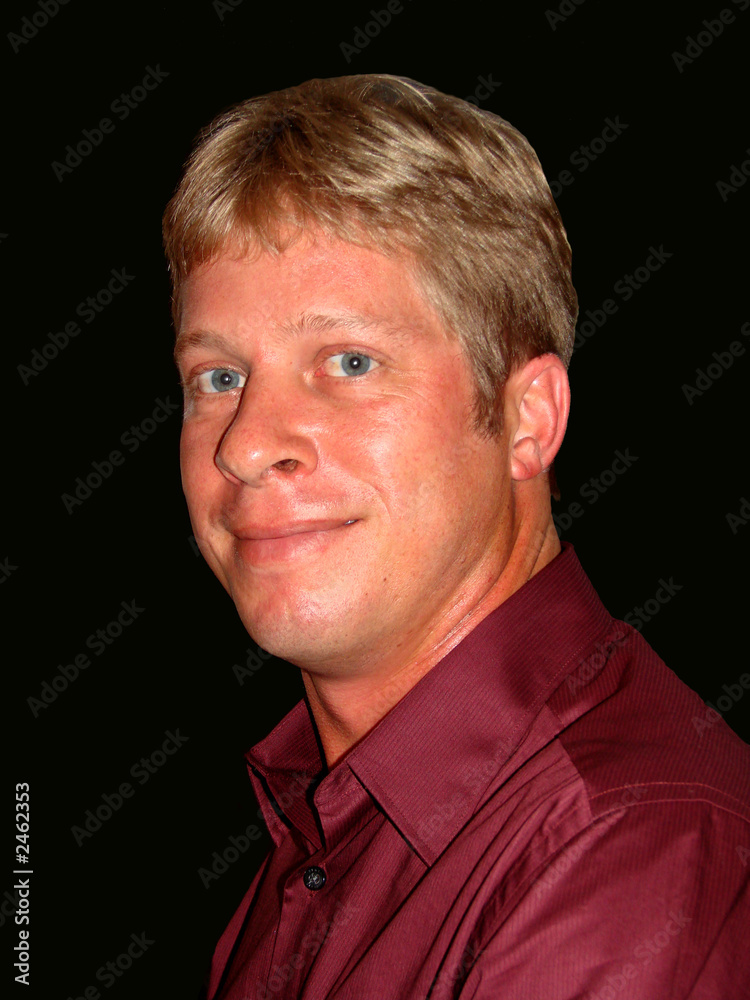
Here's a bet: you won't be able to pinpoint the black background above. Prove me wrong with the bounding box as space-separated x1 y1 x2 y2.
4 1 748 997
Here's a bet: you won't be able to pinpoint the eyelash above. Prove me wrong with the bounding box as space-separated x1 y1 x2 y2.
194 367 246 394
188 351 381 394
322 351 380 378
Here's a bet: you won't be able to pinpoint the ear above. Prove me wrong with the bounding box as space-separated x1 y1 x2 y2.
504 354 570 482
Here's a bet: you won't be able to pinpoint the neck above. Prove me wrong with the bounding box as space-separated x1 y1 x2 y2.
301 506 561 769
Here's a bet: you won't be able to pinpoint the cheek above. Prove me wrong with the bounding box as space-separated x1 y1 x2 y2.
179 422 216 513
353 395 477 520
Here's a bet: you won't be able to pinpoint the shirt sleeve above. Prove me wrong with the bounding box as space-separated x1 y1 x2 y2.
457 800 750 1000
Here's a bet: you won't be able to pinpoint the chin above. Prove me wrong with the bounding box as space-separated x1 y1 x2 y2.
233 590 336 659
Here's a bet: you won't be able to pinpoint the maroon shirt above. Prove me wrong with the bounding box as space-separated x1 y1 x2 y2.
207 544 750 999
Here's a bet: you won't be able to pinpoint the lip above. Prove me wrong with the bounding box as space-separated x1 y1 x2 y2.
237 519 359 540
233 519 360 566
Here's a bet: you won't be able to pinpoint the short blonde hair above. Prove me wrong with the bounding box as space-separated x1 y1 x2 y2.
163 74 578 436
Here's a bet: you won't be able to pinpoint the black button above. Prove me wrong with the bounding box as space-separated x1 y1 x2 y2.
303 866 326 891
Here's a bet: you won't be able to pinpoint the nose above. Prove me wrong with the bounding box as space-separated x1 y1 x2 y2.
215 376 319 486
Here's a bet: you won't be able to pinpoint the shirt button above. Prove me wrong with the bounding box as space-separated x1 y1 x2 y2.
303 866 326 891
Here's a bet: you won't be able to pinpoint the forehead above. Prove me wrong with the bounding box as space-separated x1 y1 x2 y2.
176 230 458 350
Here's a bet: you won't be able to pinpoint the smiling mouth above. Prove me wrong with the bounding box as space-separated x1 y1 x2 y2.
234 519 360 566
238 518 359 541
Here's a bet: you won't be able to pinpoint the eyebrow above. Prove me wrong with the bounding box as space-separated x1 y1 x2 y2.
174 310 414 365
173 329 232 365
280 310 391 339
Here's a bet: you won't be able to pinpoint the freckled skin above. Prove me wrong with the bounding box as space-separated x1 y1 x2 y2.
177 230 568 764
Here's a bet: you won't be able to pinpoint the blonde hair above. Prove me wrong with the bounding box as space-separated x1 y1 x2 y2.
163 74 578 437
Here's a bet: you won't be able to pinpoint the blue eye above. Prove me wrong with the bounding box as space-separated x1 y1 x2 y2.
328 353 378 377
197 369 246 393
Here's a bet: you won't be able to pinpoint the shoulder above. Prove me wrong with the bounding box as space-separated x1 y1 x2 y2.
548 620 750 825
460 629 750 998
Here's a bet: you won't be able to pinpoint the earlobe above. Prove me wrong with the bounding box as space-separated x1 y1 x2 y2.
507 355 570 482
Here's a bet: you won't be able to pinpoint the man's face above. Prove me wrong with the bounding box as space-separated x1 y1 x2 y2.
177 230 516 678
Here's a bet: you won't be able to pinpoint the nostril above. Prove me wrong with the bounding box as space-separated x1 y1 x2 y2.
274 459 299 472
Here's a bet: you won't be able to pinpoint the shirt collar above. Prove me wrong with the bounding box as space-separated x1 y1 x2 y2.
245 543 614 864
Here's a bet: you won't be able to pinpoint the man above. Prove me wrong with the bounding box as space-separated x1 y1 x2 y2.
163 75 750 999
